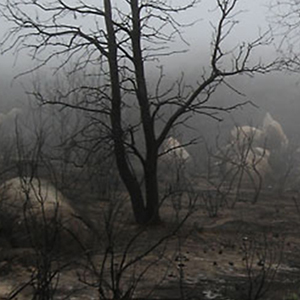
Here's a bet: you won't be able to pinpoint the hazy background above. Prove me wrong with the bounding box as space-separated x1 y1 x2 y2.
0 0 299 149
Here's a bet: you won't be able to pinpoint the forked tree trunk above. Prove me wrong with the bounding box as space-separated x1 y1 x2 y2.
104 0 144 224
105 0 161 225
116 151 160 225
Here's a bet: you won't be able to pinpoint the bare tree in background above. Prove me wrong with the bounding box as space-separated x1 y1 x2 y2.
270 0 300 70
0 0 278 224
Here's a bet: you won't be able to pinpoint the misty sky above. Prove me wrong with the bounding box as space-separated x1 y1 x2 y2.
0 0 299 143
0 0 272 77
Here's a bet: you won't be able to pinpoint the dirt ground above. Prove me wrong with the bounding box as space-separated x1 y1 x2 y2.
0 176 300 300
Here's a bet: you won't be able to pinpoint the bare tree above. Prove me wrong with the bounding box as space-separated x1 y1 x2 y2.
269 0 300 70
0 0 278 224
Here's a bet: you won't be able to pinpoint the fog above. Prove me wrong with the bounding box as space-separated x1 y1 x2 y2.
0 0 299 153
2 3 300 296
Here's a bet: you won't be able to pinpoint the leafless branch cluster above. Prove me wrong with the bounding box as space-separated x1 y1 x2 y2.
269 0 300 71
0 0 281 224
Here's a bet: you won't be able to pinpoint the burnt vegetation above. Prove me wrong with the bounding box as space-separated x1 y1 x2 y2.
0 0 299 299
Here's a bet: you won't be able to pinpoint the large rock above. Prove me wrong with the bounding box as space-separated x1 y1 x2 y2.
0 177 92 253
217 143 272 189
262 112 289 151
230 125 264 149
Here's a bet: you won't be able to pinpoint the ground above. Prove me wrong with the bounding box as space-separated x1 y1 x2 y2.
0 176 300 300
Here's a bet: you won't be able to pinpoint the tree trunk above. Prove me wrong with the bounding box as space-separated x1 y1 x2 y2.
115 153 147 224
128 0 161 224
104 0 148 225
145 169 160 224
144 150 160 224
